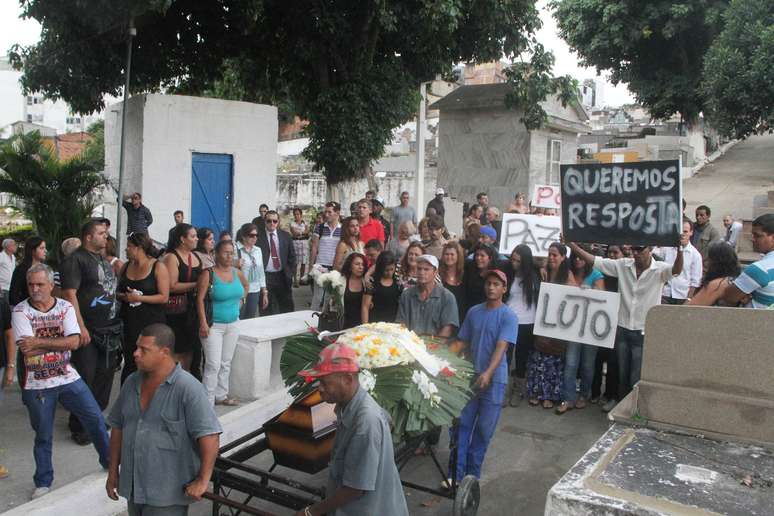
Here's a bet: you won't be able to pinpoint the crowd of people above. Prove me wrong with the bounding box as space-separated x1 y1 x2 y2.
0 185 772 515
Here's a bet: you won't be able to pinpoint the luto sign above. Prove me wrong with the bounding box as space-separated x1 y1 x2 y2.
533 283 620 349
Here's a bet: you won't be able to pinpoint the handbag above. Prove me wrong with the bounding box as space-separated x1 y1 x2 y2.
203 267 215 327
91 320 124 369
533 335 567 356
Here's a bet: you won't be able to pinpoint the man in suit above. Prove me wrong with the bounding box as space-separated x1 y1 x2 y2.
257 210 296 315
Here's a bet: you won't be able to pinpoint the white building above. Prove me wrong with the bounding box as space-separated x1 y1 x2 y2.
0 55 102 136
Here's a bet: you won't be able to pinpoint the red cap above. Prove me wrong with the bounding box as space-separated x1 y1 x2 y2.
484 269 508 285
299 343 360 382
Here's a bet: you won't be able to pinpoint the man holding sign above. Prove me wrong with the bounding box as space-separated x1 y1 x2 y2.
567 242 683 404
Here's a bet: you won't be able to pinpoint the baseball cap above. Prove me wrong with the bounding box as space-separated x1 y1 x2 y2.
436 187 445 195
484 269 507 285
373 196 384 207
416 254 439 269
479 226 497 240
298 343 360 383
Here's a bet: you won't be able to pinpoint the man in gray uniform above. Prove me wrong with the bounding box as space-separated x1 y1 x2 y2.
296 342 408 516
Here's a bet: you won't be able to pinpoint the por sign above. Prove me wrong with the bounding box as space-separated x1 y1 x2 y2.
533 283 620 349
532 184 561 209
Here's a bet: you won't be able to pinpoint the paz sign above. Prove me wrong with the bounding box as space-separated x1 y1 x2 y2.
498 213 561 258
533 283 620 349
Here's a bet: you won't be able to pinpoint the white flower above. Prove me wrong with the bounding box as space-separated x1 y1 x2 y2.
359 370 376 393
412 370 440 406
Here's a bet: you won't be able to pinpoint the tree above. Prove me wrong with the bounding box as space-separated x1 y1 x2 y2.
11 0 576 184
0 132 110 262
552 0 728 125
702 0 774 138
82 120 105 171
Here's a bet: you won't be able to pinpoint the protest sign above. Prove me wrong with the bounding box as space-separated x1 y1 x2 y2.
560 159 682 246
531 184 561 209
534 283 620 349
499 213 561 257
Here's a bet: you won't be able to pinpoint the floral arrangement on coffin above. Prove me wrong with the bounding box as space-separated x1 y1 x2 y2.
281 322 474 441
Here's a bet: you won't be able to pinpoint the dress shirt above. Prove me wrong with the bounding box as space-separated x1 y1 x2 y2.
265 230 281 272
655 244 702 299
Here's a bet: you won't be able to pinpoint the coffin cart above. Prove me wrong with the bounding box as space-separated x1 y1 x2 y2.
204 390 480 516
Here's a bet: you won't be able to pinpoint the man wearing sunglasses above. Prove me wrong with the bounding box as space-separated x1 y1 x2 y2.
568 240 683 408
256 210 296 315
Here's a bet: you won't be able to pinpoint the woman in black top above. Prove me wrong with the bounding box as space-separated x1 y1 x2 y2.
362 251 401 323
463 244 497 316
161 224 203 375
9 236 47 306
341 252 366 329
439 241 466 326
117 232 170 383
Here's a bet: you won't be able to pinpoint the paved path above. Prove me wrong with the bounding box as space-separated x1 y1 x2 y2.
684 134 774 222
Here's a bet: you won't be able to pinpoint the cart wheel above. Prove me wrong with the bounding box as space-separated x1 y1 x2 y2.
453 475 480 516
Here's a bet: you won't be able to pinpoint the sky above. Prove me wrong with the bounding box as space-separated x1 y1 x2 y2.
0 0 634 107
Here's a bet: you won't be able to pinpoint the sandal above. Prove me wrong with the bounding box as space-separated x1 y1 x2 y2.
528 398 539 407
555 401 573 415
575 398 588 410
542 400 554 409
216 397 240 406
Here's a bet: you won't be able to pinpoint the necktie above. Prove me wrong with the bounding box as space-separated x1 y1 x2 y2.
270 233 281 269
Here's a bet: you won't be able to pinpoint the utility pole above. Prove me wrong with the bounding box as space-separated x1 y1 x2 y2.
115 17 136 253
414 82 426 216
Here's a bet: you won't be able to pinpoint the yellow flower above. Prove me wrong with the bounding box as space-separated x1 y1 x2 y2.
353 335 364 342
368 347 379 357
372 337 382 345
389 347 399 357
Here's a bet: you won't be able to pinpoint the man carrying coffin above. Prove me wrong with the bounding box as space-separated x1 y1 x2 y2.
568 242 682 405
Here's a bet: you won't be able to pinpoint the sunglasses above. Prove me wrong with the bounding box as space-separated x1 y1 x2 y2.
265 219 279 224
248 233 258 237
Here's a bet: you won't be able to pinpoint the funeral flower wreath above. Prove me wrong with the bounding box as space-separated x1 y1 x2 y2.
281 322 475 441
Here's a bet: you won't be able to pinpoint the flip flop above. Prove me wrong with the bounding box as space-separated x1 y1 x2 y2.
555 401 573 415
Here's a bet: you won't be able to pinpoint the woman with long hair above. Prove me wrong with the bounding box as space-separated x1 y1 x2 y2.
387 221 415 261
161 223 203 375
424 215 447 259
506 192 529 214
289 207 310 286
341 252 366 329
398 241 424 288
195 227 216 269
464 204 483 235
526 242 575 409
361 250 401 323
439 242 466 324
688 242 742 306
105 235 124 277
463 244 497 315
556 246 605 414
235 222 268 319
197 240 248 406
505 244 541 406
9 236 47 306
417 218 432 246
333 217 364 271
117 232 169 383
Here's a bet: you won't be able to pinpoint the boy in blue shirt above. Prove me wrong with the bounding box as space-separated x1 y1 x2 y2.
449 269 518 482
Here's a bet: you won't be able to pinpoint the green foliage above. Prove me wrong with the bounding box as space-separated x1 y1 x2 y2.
82 120 105 171
0 132 110 263
552 0 728 124
702 0 774 138
0 225 34 242
504 44 579 129
12 0 570 184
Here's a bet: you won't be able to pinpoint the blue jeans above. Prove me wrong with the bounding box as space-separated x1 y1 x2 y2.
615 326 645 400
239 292 260 320
22 378 110 487
562 342 599 403
451 382 505 480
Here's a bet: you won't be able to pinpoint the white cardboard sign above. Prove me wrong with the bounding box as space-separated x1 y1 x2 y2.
498 213 561 257
531 184 562 209
533 283 620 348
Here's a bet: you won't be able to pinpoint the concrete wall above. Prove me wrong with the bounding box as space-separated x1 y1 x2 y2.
436 107 532 210
528 128 579 188
105 94 277 244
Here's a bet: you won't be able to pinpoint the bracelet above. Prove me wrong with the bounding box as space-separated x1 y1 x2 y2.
304 507 313 516
7 364 15 369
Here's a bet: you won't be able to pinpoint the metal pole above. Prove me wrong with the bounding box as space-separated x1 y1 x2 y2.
415 82 426 216
115 17 136 253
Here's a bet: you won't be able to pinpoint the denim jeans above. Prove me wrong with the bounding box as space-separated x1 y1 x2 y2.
239 292 260 320
202 321 240 405
22 378 110 487
615 326 645 400
451 382 505 480
562 342 599 403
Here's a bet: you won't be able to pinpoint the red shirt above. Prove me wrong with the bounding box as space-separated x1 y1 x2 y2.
358 217 385 245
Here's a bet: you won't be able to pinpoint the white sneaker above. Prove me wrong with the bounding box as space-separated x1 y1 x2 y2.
31 486 50 499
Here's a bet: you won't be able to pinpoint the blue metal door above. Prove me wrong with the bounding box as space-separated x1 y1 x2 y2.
191 153 233 235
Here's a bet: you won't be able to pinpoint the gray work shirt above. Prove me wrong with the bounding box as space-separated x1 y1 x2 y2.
328 387 409 516
107 364 222 506
396 284 459 336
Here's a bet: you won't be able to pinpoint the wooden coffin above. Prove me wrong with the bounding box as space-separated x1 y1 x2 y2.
265 390 337 474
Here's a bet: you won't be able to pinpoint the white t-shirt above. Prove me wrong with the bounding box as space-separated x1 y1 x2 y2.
0 251 15 291
12 298 81 390
506 279 536 325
